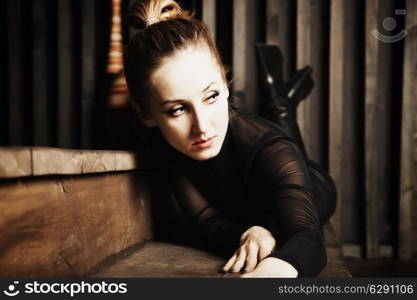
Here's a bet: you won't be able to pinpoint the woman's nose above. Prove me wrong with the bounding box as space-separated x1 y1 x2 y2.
191 108 210 134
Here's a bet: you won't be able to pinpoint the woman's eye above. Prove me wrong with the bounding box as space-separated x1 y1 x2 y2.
168 106 184 117
206 92 219 104
161 5 174 13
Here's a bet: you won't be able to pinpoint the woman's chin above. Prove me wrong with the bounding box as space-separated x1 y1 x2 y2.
186 145 222 161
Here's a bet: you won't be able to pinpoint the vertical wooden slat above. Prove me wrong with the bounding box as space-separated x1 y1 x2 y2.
399 0 417 260
266 0 295 81
233 0 260 114
296 0 327 165
365 0 379 259
7 0 24 145
329 0 344 244
57 0 74 148
81 0 96 148
1 0 7 144
32 0 49 146
202 0 216 41
365 0 395 259
215 0 233 73
329 0 362 248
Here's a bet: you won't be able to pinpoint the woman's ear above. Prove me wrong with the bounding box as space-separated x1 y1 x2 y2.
130 100 158 127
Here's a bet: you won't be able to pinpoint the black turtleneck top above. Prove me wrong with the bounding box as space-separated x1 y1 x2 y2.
150 108 336 277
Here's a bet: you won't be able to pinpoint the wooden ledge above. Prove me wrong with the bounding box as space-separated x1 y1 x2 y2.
94 223 352 278
0 147 138 179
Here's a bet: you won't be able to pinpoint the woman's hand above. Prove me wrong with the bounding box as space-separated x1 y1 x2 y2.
240 257 298 278
222 226 276 273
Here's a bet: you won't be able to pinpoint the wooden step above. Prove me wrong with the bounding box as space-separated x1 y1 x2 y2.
94 223 351 278
0 147 351 278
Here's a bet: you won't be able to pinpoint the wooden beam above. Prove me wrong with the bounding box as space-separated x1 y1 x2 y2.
57 0 74 148
296 0 328 165
0 0 7 145
202 0 216 41
7 0 24 145
81 0 96 148
399 0 417 260
215 0 233 72
233 0 260 114
329 0 362 247
95 223 351 278
0 172 152 277
365 0 379 260
365 0 395 259
0 148 31 178
266 0 296 81
0 147 139 178
32 0 50 146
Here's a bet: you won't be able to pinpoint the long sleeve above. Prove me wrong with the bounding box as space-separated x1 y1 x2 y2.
166 166 251 255
251 137 327 277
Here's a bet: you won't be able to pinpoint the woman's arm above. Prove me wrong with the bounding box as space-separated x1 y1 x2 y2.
248 137 327 277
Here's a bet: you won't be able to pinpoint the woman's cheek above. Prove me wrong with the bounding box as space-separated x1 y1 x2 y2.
167 118 190 141
217 98 229 127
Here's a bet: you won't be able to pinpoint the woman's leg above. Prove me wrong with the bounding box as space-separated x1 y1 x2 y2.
256 44 337 225
263 93 337 226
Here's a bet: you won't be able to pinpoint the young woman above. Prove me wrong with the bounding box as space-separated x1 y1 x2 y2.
123 0 336 277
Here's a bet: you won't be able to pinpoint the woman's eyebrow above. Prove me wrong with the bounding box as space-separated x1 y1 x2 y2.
202 81 216 92
161 99 183 106
160 82 218 106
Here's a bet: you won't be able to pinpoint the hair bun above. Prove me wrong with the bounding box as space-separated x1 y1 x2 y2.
127 0 191 29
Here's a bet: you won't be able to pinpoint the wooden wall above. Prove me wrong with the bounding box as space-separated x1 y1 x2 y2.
3 0 111 149
2 0 417 260
0 171 153 277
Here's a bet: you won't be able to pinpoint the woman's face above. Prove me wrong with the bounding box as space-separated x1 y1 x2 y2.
144 46 230 161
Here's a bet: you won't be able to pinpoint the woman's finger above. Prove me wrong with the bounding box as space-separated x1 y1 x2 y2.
230 247 247 272
222 253 237 272
243 241 258 273
258 245 271 261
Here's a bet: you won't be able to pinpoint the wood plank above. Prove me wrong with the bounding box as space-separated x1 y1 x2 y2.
266 0 296 81
215 0 233 73
0 0 7 145
32 0 49 146
0 148 31 178
95 223 351 278
7 0 24 145
296 0 327 165
365 0 380 260
320 222 352 278
0 172 152 277
328 0 344 244
32 147 115 175
399 0 417 260
329 0 362 245
233 0 260 114
95 242 225 278
57 0 74 148
81 0 96 148
202 0 216 41
0 147 138 178
365 0 395 259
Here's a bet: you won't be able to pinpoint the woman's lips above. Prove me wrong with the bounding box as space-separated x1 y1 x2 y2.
192 136 216 149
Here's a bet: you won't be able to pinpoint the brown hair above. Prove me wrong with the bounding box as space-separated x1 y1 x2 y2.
123 0 228 117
